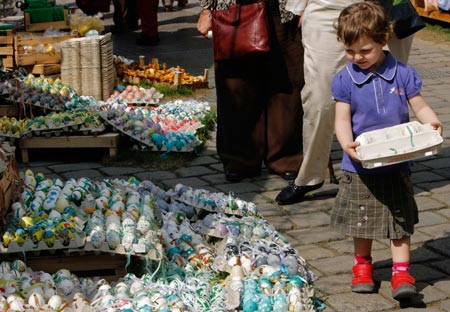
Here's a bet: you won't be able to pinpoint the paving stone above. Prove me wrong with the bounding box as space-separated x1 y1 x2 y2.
98 167 148 177
308 254 353 275
419 157 450 169
199 173 228 184
418 224 450 240
60 169 103 180
256 202 287 217
430 259 450 276
409 247 445 264
410 264 449 283
432 168 450 179
215 182 263 194
434 280 450 298
135 170 177 182
282 197 335 215
288 212 331 229
410 230 433 245
238 193 272 205
264 215 294 231
284 227 344 245
20 166 53 174
188 156 219 166
439 299 450 312
417 180 450 193
325 292 396 312
313 273 353 295
415 196 447 211
412 171 447 184
292 244 336 261
162 177 210 189
175 166 215 177
425 237 450 258
417 211 449 227
255 178 289 191
432 193 450 204
209 163 224 172
438 208 450 219
48 162 103 173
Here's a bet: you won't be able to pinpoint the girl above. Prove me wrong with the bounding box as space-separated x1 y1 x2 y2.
330 1 442 300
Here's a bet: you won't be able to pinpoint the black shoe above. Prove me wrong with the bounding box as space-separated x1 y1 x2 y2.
268 169 297 181
136 35 160 46
225 170 260 183
275 181 324 205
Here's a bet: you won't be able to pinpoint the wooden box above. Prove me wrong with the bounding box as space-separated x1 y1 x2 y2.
0 29 14 69
14 32 74 66
0 159 19 224
24 8 70 32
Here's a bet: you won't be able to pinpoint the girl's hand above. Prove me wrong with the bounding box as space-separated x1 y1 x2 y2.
343 141 361 162
431 121 443 136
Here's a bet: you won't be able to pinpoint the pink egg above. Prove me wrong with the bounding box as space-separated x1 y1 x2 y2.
127 94 135 102
126 85 133 92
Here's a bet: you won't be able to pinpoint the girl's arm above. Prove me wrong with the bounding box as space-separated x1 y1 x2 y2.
335 101 360 162
408 94 443 135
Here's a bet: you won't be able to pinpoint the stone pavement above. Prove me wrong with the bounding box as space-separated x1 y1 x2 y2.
23 2 450 311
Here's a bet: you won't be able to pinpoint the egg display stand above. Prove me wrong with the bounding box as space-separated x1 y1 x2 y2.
19 132 120 163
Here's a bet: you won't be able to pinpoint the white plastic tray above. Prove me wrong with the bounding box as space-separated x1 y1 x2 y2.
355 121 443 169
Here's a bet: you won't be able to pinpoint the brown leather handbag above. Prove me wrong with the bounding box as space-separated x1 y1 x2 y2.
211 1 270 61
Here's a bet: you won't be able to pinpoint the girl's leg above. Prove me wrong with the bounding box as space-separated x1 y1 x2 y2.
390 236 417 299
352 238 375 293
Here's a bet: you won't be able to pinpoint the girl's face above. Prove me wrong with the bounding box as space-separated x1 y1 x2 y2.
344 36 387 72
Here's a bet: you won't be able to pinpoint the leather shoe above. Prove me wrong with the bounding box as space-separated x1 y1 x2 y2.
225 170 260 183
275 181 324 205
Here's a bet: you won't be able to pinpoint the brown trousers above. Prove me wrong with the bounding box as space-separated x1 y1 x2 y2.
215 16 304 175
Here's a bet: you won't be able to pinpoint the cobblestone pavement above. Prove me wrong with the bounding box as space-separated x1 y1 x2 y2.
23 2 450 311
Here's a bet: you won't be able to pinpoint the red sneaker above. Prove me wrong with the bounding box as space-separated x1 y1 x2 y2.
352 263 375 293
391 272 417 299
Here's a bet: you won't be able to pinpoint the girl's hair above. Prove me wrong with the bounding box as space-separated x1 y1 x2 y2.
336 1 393 46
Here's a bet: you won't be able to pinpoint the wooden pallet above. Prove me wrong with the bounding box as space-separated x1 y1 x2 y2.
19 132 120 163
24 253 127 282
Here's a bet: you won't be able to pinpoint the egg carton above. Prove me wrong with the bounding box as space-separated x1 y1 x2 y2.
83 239 163 260
0 232 86 254
356 121 443 169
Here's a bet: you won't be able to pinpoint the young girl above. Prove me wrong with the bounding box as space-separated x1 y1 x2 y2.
330 1 443 300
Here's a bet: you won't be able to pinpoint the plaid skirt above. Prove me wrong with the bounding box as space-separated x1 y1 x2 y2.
330 170 418 240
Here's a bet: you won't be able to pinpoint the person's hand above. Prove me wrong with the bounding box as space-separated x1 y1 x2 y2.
197 9 212 38
431 121 443 136
297 13 303 28
343 141 361 162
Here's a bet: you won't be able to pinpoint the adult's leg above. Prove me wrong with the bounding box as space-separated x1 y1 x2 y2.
294 1 348 187
137 0 159 43
215 58 266 176
265 16 304 175
387 34 414 64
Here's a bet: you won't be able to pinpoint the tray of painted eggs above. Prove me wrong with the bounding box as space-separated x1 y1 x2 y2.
99 100 208 152
169 183 258 217
109 85 164 105
0 116 29 139
1 170 165 259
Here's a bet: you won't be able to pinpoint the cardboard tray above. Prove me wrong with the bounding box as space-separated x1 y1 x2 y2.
356 121 443 169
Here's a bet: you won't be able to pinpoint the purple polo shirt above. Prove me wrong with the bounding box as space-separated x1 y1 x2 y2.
332 51 422 174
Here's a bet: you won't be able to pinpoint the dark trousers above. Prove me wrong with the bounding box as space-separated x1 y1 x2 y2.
215 16 304 174
137 0 159 37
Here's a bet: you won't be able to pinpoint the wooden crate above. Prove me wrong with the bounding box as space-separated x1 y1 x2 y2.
0 103 18 117
14 32 74 66
19 133 120 163
412 0 450 23
25 253 127 282
0 29 14 69
24 8 70 32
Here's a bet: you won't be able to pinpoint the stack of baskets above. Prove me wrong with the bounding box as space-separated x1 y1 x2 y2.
61 33 115 100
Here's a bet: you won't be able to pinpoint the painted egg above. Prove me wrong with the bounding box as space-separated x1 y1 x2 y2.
48 294 63 310
28 292 45 309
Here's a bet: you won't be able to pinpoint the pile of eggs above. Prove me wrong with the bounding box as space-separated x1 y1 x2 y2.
109 85 163 104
